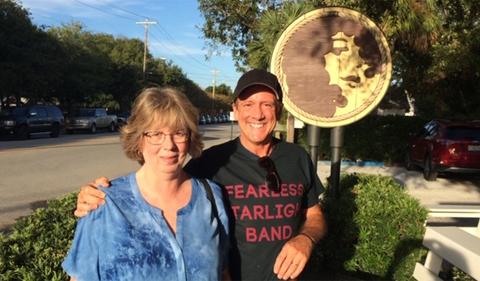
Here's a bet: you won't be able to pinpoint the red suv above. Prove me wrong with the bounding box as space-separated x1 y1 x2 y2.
405 120 480 181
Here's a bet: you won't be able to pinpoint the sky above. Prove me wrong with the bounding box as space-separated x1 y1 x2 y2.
20 0 242 89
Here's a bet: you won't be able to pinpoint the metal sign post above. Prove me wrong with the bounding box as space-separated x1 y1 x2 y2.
330 126 344 198
307 125 321 171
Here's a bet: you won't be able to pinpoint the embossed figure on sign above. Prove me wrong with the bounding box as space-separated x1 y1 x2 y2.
323 31 381 116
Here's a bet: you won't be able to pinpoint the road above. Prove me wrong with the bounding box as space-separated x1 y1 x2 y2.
1 123 479 231
0 123 239 231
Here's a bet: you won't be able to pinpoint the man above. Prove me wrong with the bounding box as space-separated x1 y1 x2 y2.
75 69 327 281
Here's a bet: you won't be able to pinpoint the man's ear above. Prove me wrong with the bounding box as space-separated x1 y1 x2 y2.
232 102 239 120
276 102 283 119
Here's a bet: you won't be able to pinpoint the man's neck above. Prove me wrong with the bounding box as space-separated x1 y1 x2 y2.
238 136 274 157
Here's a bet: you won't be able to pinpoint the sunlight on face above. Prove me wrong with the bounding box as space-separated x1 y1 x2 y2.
233 87 278 151
141 126 189 176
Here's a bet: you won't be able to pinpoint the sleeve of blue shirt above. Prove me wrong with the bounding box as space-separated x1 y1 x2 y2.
209 179 230 271
62 206 104 281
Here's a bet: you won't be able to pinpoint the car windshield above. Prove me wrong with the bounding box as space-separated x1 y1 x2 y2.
72 109 95 117
0 107 28 116
445 126 480 141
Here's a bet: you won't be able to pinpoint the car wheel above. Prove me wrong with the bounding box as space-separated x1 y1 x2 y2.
50 123 60 138
405 152 415 171
423 155 438 181
16 125 29 140
109 122 116 132
90 123 97 134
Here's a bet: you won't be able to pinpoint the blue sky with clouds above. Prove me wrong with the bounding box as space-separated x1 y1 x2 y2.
20 0 241 89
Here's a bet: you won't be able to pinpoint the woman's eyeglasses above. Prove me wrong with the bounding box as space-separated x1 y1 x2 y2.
143 130 189 145
258 156 280 192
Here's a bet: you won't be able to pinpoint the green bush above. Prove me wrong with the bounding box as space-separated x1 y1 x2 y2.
0 193 77 281
306 174 428 281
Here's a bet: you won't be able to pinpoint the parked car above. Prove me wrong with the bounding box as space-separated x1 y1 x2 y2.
199 114 207 125
0 104 64 139
65 108 117 134
116 112 130 128
205 114 212 124
405 119 480 181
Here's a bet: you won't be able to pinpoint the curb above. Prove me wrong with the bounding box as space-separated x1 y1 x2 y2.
318 160 385 167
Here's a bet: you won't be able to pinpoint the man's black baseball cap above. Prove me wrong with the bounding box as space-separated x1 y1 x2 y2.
233 69 283 101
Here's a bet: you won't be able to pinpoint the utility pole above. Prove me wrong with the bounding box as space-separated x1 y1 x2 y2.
136 19 157 80
211 69 219 112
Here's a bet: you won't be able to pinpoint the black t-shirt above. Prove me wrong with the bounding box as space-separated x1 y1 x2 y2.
184 138 324 281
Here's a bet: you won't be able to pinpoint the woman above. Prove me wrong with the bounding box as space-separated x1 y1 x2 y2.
62 87 230 281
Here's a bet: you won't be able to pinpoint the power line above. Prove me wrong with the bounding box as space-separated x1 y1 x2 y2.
97 0 148 19
70 0 138 21
148 31 212 72
152 25 213 70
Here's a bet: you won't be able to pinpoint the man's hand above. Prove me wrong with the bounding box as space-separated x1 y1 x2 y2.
74 177 110 217
273 204 326 280
273 234 315 280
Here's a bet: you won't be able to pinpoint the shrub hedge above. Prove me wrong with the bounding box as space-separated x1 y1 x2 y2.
304 174 429 281
0 193 76 281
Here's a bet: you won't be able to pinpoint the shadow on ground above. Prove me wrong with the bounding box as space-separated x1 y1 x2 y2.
0 200 48 234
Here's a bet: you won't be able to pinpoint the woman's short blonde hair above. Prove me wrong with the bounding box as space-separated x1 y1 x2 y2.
121 87 203 165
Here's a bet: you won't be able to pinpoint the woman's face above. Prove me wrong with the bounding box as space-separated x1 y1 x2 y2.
140 125 189 176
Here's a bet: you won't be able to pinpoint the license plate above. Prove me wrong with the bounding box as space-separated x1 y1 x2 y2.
468 145 480 151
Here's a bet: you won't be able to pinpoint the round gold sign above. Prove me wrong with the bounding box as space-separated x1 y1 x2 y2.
271 7 392 127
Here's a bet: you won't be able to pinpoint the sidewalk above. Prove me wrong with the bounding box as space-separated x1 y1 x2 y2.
316 162 480 206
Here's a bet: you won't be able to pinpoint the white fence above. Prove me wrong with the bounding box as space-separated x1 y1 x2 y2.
413 205 480 281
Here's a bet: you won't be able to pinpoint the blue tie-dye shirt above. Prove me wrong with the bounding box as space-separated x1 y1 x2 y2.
62 173 229 281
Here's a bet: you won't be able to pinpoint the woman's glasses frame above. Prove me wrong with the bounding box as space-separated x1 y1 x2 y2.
143 130 189 145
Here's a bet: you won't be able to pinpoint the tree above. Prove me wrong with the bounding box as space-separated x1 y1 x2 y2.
0 0 31 106
199 0 441 69
415 0 480 118
199 0 480 118
47 23 108 110
100 36 144 111
198 0 283 70
47 23 145 112
1 0 218 115
0 0 65 106
247 1 315 69
205 83 232 96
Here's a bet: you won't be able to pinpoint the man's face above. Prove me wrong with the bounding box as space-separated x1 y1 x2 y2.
233 85 278 149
